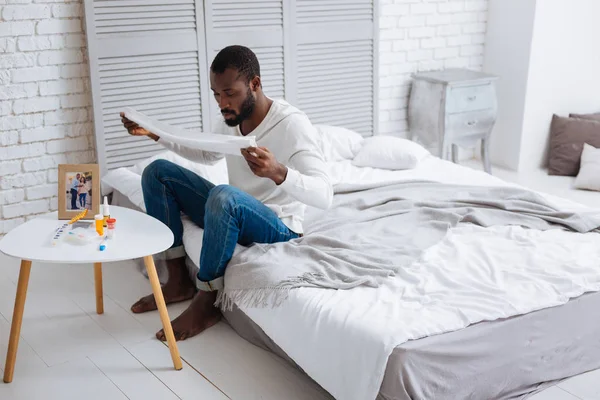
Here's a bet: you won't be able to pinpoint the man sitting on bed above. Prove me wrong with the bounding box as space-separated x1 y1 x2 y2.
120 45 333 341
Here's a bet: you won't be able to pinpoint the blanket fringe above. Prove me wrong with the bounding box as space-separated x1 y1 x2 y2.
216 272 326 311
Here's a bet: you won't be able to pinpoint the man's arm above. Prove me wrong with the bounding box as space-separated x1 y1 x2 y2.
240 124 333 210
278 149 333 210
120 113 224 165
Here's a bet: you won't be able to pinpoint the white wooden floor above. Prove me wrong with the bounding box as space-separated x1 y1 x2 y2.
0 252 333 400
1 161 599 400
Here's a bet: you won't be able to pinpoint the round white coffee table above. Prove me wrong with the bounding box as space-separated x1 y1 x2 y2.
0 206 182 383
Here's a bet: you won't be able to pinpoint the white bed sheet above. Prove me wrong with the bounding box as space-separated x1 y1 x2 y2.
238 156 600 400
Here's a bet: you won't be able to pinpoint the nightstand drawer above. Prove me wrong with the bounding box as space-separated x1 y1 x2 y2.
446 109 496 138
447 84 495 114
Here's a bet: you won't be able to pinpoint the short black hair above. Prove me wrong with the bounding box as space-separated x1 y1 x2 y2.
210 45 261 84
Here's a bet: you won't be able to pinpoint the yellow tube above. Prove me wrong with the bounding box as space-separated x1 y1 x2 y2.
95 214 104 236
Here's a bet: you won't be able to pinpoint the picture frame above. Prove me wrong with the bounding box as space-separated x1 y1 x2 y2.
58 164 100 220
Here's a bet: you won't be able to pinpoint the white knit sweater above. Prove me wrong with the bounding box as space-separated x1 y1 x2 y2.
156 99 333 234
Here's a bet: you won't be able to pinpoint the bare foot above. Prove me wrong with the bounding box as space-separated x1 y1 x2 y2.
131 258 197 314
156 290 221 341
130 283 196 314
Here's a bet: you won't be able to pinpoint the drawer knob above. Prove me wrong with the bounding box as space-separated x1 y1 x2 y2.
467 120 477 126
467 95 477 101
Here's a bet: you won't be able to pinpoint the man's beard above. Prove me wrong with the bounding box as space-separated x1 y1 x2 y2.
222 88 256 127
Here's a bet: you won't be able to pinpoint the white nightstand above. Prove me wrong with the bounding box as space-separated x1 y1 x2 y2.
408 68 499 174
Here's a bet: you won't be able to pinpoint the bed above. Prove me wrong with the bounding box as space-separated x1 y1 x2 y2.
102 134 600 400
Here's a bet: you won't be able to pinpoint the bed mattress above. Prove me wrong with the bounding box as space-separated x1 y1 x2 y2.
223 290 600 400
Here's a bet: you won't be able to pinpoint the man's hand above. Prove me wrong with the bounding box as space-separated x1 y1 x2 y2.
241 146 288 184
119 112 159 141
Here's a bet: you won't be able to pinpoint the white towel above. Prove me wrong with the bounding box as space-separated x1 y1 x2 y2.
122 107 256 156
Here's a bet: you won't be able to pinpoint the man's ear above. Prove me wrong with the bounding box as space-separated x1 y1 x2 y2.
250 76 261 91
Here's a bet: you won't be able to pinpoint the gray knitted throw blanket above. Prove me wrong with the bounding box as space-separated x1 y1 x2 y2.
216 180 600 310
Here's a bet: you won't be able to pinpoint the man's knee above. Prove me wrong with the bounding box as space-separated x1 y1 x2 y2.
141 159 178 187
206 185 240 214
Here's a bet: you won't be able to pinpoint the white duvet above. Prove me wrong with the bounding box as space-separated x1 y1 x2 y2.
238 156 600 400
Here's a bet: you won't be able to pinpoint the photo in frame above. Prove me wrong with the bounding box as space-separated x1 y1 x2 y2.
58 164 100 220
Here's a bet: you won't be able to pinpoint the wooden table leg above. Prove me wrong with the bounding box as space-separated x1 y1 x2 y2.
142 255 182 370
94 262 104 315
4 260 32 383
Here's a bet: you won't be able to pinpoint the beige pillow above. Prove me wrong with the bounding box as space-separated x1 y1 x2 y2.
570 112 600 122
574 143 600 191
548 115 600 176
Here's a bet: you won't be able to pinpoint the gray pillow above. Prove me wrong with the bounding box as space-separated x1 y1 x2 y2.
548 114 600 176
569 112 600 121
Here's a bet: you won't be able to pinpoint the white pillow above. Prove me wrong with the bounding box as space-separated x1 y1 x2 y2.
101 168 146 210
351 136 430 170
314 124 364 161
574 143 600 191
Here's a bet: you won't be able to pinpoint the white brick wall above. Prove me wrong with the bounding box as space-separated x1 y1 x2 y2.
0 0 94 234
378 0 489 137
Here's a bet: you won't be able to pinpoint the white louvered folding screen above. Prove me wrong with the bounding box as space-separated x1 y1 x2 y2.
203 0 287 131
291 0 378 136
83 0 211 176
84 1 378 177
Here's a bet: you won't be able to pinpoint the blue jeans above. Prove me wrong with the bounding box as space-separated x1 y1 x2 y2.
79 193 87 208
70 188 78 209
141 159 300 291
